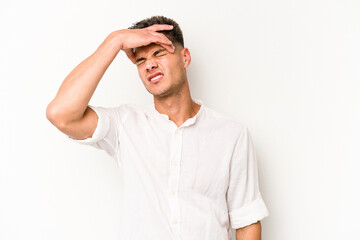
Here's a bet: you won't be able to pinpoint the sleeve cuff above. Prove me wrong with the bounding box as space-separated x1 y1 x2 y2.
229 193 269 229
68 105 110 144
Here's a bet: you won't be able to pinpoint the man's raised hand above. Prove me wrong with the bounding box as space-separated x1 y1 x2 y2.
113 24 175 64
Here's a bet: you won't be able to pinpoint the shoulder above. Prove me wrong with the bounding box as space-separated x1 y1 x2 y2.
89 103 144 123
202 106 248 136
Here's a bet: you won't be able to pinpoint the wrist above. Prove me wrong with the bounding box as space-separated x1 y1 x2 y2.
106 30 126 51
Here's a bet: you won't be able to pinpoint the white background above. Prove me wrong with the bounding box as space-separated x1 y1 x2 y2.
0 0 359 239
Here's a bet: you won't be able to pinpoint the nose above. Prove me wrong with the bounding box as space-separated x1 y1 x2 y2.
145 58 158 71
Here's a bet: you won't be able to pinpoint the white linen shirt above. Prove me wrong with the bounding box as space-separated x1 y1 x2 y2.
68 98 269 240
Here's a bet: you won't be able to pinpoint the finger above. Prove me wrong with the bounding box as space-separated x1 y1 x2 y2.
159 43 175 53
150 32 173 46
151 33 175 53
147 24 173 32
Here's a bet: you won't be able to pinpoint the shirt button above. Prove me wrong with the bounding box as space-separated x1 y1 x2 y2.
172 161 178 166
175 129 180 135
172 219 178 224
170 191 176 196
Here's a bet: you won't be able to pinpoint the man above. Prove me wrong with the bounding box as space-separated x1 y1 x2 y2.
46 16 269 240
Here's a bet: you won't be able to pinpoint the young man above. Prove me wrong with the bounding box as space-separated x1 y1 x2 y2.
46 16 269 240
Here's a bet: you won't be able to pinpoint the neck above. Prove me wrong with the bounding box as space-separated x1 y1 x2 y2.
153 81 201 127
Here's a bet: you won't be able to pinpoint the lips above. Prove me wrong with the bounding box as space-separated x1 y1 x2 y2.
148 72 164 83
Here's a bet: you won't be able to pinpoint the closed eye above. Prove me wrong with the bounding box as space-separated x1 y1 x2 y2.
154 49 167 57
136 61 145 67
135 58 145 65
135 48 167 66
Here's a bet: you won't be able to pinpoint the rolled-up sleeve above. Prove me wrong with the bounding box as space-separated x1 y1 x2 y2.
226 126 269 229
67 105 126 158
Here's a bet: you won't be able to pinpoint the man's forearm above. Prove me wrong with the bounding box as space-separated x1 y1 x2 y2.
236 221 262 240
46 31 123 125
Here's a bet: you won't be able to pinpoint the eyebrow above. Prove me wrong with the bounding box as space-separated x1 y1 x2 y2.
135 48 167 64
154 48 166 55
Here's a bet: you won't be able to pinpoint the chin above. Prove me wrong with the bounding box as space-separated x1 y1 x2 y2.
151 89 172 98
146 85 171 97
152 92 170 98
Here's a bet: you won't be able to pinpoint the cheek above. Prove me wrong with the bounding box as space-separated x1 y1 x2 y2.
160 58 179 73
137 67 147 81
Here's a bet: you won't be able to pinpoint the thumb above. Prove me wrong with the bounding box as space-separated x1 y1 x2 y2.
124 49 136 64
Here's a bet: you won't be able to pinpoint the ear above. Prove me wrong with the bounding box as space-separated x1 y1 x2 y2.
182 48 191 68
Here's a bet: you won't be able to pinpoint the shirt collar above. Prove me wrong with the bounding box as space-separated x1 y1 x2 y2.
146 98 205 128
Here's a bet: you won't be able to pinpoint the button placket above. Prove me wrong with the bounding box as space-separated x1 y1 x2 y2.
168 128 183 235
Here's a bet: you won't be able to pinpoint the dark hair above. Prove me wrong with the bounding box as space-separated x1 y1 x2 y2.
128 16 184 47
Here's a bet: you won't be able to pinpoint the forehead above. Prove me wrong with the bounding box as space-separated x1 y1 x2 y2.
133 43 164 57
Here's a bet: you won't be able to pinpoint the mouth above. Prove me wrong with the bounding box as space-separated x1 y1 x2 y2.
148 72 164 84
